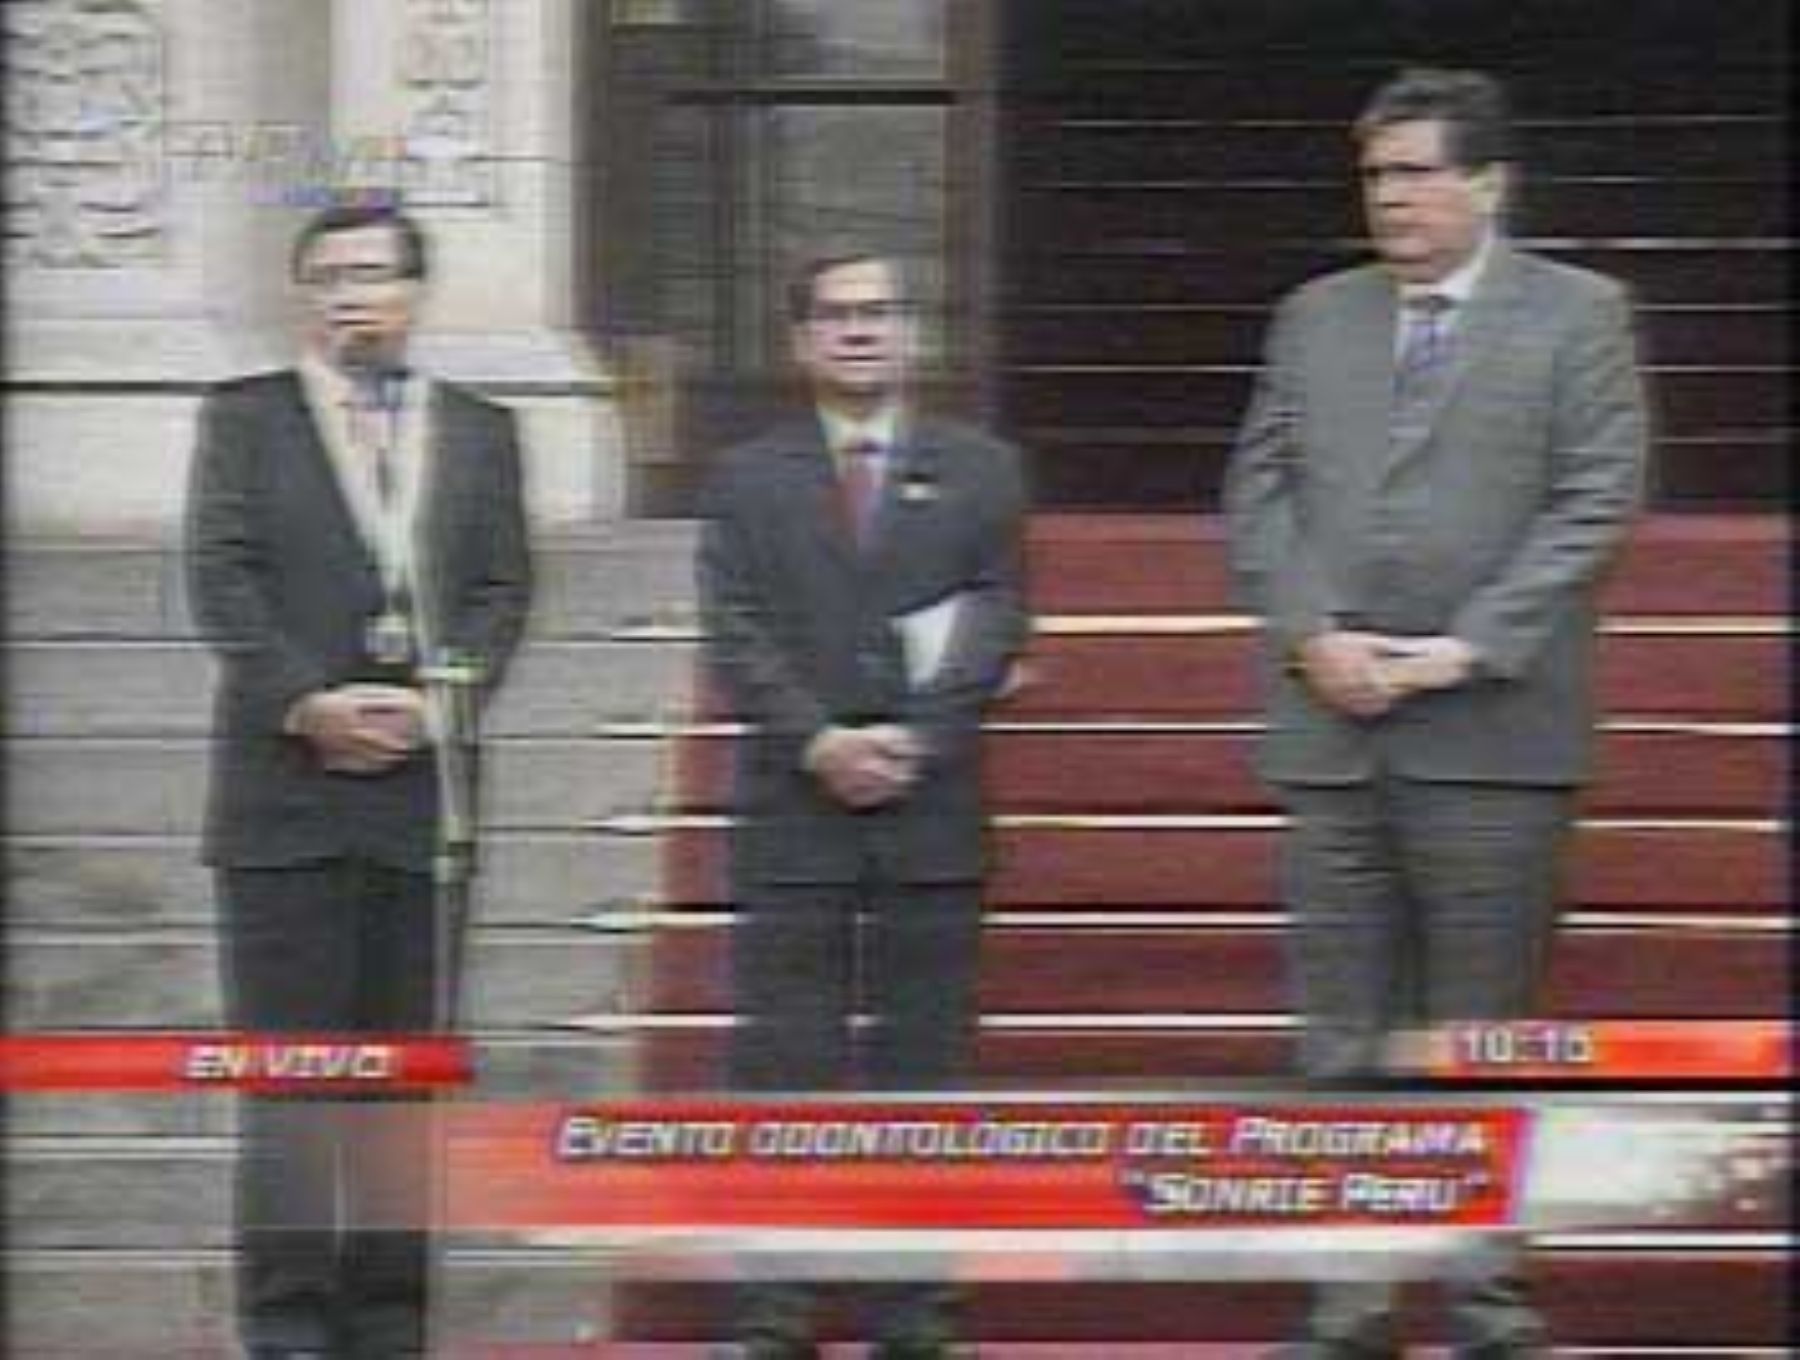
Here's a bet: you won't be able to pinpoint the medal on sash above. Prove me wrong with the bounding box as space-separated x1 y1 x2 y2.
365 606 415 672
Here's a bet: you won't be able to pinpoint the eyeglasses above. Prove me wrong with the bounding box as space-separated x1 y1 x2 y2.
805 300 905 327
300 263 413 290
1359 160 1463 187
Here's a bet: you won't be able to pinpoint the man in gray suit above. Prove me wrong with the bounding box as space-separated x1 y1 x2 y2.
698 253 1029 1358
1225 69 1646 1359
187 197 532 1359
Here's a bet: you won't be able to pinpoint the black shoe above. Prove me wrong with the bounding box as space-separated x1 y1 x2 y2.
1457 1341 1553 1360
712 1339 822 1360
246 1335 333 1359
1268 1343 1402 1360
872 1335 974 1359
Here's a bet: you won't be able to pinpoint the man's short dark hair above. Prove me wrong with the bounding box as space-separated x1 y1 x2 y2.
1354 67 1514 170
290 193 429 283
786 251 901 323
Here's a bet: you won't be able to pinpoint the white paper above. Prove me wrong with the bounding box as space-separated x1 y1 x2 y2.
891 593 964 689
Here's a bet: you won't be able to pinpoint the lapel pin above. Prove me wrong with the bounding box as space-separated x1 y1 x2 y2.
900 475 939 504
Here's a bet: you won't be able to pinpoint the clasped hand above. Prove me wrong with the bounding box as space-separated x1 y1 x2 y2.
1296 630 1476 719
804 723 923 809
290 684 426 774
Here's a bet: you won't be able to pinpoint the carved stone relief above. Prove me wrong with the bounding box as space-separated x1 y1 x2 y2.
398 0 495 206
5 0 167 269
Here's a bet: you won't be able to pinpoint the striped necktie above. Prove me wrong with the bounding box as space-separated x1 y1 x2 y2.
1392 292 1453 440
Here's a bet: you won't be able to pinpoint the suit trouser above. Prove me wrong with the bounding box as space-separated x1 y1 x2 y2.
1277 777 1573 1350
727 878 983 1343
220 858 450 1357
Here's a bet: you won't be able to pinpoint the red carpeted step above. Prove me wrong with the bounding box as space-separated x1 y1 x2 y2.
987 827 1782 911
1023 514 1787 615
1000 632 1782 720
644 926 1786 1020
1013 365 1782 439
670 730 1780 816
638 505 1787 1343
614 1252 1789 1344
632 1029 1295 1090
659 827 1782 911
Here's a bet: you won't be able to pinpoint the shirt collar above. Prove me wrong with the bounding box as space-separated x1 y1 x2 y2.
298 347 414 411
819 402 901 460
1400 230 1495 311
299 348 348 407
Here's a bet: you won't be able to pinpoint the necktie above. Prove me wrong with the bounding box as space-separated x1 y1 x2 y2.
347 379 399 511
839 437 883 544
346 380 414 673
1392 292 1452 440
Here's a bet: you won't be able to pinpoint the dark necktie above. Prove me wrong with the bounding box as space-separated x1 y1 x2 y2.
839 437 883 544
1392 292 1453 441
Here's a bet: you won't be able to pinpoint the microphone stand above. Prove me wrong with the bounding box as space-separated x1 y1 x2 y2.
418 649 484 1018
398 350 485 1352
413 646 484 1360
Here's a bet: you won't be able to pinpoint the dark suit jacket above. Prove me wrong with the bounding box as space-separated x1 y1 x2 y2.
697 414 1029 887
1225 244 1647 786
187 369 532 870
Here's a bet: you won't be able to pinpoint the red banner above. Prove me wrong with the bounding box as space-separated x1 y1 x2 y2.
442 1101 1529 1231
0 1033 473 1091
1400 1019 1792 1080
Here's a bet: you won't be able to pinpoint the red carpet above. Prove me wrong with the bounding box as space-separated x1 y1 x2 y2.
625 514 1788 1346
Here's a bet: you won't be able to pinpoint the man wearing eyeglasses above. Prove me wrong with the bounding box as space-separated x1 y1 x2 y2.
186 195 532 1359
1225 69 1646 1359
697 253 1029 1358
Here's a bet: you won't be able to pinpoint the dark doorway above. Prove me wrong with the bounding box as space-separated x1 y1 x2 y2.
991 0 1790 508
582 1 995 515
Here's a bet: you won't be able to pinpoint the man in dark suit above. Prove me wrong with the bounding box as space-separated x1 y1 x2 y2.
1224 69 1646 1359
187 197 532 1359
697 253 1029 1358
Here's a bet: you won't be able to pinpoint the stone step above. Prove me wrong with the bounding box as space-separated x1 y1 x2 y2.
4 523 701 641
6 831 661 931
12 516 1784 641
5 1247 624 1357
6 930 646 1030
4 736 666 836
7 638 698 738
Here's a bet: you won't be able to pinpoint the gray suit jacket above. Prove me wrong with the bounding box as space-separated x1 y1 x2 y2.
697 414 1029 886
1225 244 1647 785
187 369 532 869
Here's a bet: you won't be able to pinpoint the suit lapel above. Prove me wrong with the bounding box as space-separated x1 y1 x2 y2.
276 372 382 591
1332 273 1403 488
864 421 942 575
412 383 454 606
779 418 857 566
782 413 930 571
1378 245 1528 481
